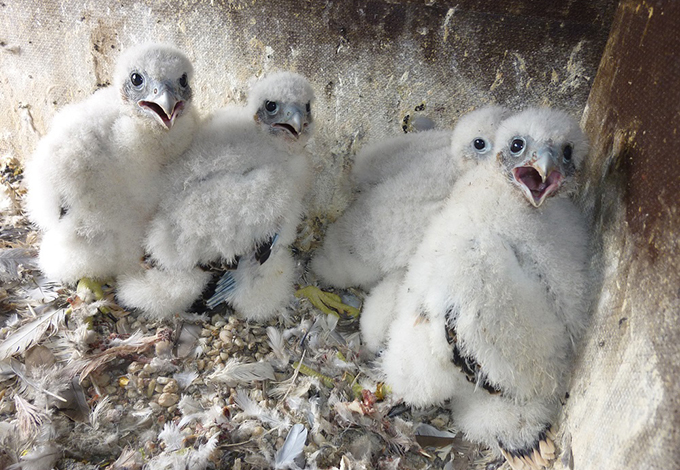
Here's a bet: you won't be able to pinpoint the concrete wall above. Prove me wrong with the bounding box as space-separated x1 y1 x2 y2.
1 0 615 215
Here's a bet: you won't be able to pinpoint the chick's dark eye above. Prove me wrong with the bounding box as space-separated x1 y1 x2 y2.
265 101 278 113
179 73 188 88
563 144 573 162
473 138 487 151
510 138 525 155
130 72 144 87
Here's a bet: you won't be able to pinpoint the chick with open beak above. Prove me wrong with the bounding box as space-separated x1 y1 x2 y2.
117 45 193 130
495 108 588 207
250 72 314 145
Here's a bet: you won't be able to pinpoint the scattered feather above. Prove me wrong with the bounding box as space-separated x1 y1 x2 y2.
8 444 60 470
89 395 112 430
0 359 16 382
186 434 218 469
267 326 288 360
208 358 275 386
176 323 202 359
56 375 90 422
10 358 67 403
173 370 199 390
0 248 36 282
0 307 67 360
14 394 46 439
108 446 143 470
234 389 291 430
158 422 184 451
413 422 458 448
24 345 56 370
72 330 160 380
275 423 308 469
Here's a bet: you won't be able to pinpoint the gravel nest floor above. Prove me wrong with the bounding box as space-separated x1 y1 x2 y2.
0 155 504 470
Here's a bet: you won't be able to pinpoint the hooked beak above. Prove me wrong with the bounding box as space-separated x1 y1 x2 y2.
138 87 184 130
511 146 564 207
272 103 308 139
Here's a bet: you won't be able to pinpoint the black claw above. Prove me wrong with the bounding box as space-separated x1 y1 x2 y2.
255 234 277 265
387 402 411 418
445 306 503 396
498 423 552 460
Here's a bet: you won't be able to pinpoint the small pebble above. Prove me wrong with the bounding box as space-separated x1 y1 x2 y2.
219 330 232 342
220 352 230 361
144 440 156 455
147 379 157 398
155 340 173 357
200 328 212 338
127 362 143 374
0 400 15 414
156 376 171 385
275 436 285 450
158 392 179 407
163 380 179 393
94 373 111 387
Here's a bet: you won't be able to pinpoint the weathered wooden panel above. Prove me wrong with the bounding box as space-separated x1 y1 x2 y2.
566 1 680 468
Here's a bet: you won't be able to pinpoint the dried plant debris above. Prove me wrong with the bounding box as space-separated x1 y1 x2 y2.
0 167 508 470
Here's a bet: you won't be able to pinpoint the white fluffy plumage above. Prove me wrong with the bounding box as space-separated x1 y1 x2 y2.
311 105 510 290
116 72 315 320
325 106 510 352
380 108 591 461
23 43 197 285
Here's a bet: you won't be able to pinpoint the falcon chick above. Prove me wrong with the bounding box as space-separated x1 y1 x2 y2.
310 105 510 290
380 108 591 469
23 43 197 286
116 72 315 321
301 106 509 343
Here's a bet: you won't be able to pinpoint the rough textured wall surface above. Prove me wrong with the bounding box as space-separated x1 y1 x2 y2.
1 0 615 215
565 1 680 468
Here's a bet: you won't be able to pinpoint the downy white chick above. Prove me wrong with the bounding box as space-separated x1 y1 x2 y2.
311 106 510 290
23 43 197 285
116 72 315 321
381 108 591 469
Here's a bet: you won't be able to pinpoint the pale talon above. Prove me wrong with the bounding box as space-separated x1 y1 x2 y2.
532 448 549 467
295 285 360 318
539 437 555 457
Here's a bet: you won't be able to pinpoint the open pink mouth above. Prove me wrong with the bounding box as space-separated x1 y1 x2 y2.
273 122 299 139
513 166 563 206
139 100 184 128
